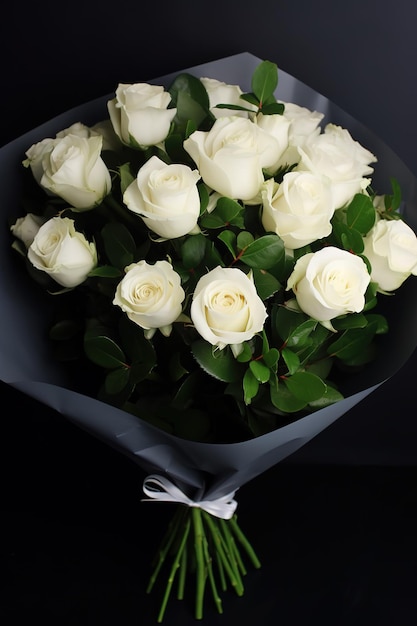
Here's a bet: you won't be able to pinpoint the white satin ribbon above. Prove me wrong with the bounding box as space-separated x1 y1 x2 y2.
142 474 238 520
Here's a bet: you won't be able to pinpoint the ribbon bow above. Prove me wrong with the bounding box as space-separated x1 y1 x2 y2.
142 474 238 520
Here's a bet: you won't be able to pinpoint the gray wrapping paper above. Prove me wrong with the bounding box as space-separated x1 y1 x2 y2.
1 52 417 502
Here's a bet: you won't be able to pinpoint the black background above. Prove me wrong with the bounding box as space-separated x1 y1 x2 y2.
2 1 417 624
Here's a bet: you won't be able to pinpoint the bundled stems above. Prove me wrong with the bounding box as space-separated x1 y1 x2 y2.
146 504 261 622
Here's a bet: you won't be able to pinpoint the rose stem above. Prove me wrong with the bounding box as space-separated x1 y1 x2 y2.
202 511 244 596
192 508 207 619
157 514 191 623
147 505 186 593
229 515 262 569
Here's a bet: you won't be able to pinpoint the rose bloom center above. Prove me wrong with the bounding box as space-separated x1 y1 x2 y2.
206 289 249 331
132 281 162 306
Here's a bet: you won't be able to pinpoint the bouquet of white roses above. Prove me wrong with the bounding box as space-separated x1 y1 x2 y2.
5 53 417 621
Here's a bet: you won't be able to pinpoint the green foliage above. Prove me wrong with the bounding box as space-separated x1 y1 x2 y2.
17 56 408 444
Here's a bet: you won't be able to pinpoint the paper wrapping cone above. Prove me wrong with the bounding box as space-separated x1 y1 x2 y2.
1 52 417 501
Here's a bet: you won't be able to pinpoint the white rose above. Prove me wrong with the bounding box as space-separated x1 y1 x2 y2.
363 218 417 291
286 247 370 322
254 112 291 174
261 172 335 249
108 83 177 149
296 123 377 209
200 77 256 118
10 213 47 248
56 122 100 140
23 123 103 185
39 134 111 211
28 216 98 288
275 101 324 168
113 260 185 338
123 155 201 239
23 137 56 185
183 115 282 201
190 266 268 350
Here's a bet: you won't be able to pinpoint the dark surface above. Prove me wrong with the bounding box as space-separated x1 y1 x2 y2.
2 1 417 624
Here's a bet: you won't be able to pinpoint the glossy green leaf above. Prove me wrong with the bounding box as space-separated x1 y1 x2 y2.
249 360 270 383
269 380 307 413
84 334 126 369
260 102 285 115
168 73 210 133
191 340 243 382
181 233 207 269
331 313 368 331
243 368 259 404
101 222 136 269
281 347 300 375
200 196 244 229
237 230 254 250
240 234 285 269
346 193 376 234
236 342 253 363
327 322 378 362
218 229 237 258
252 268 281 300
284 371 327 402
263 348 279 369
251 60 278 105
286 319 318 348
308 384 344 408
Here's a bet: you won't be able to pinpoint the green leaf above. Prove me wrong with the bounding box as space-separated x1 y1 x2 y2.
346 193 376 235
286 319 318 348
118 162 135 195
284 371 327 402
84 333 127 369
101 222 136 269
327 322 378 362
331 313 368 331
240 234 285 269
118 316 157 367
236 342 253 362
49 319 81 341
240 93 261 107
260 102 285 115
251 60 278 105
218 229 237 258
200 196 244 229
263 348 279 369
237 230 254 250
105 366 130 394
168 73 210 133
89 265 122 278
252 268 281 300
308 384 344 409
249 359 270 383
365 313 389 334
281 347 300 375
191 340 243 382
169 351 189 382
181 233 207 269
171 371 200 410
388 177 402 212
243 368 259 404
269 380 307 413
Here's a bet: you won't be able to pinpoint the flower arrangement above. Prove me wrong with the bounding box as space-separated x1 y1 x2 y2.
7 53 417 621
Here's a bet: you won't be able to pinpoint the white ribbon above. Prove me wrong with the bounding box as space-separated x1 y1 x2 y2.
142 474 238 520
